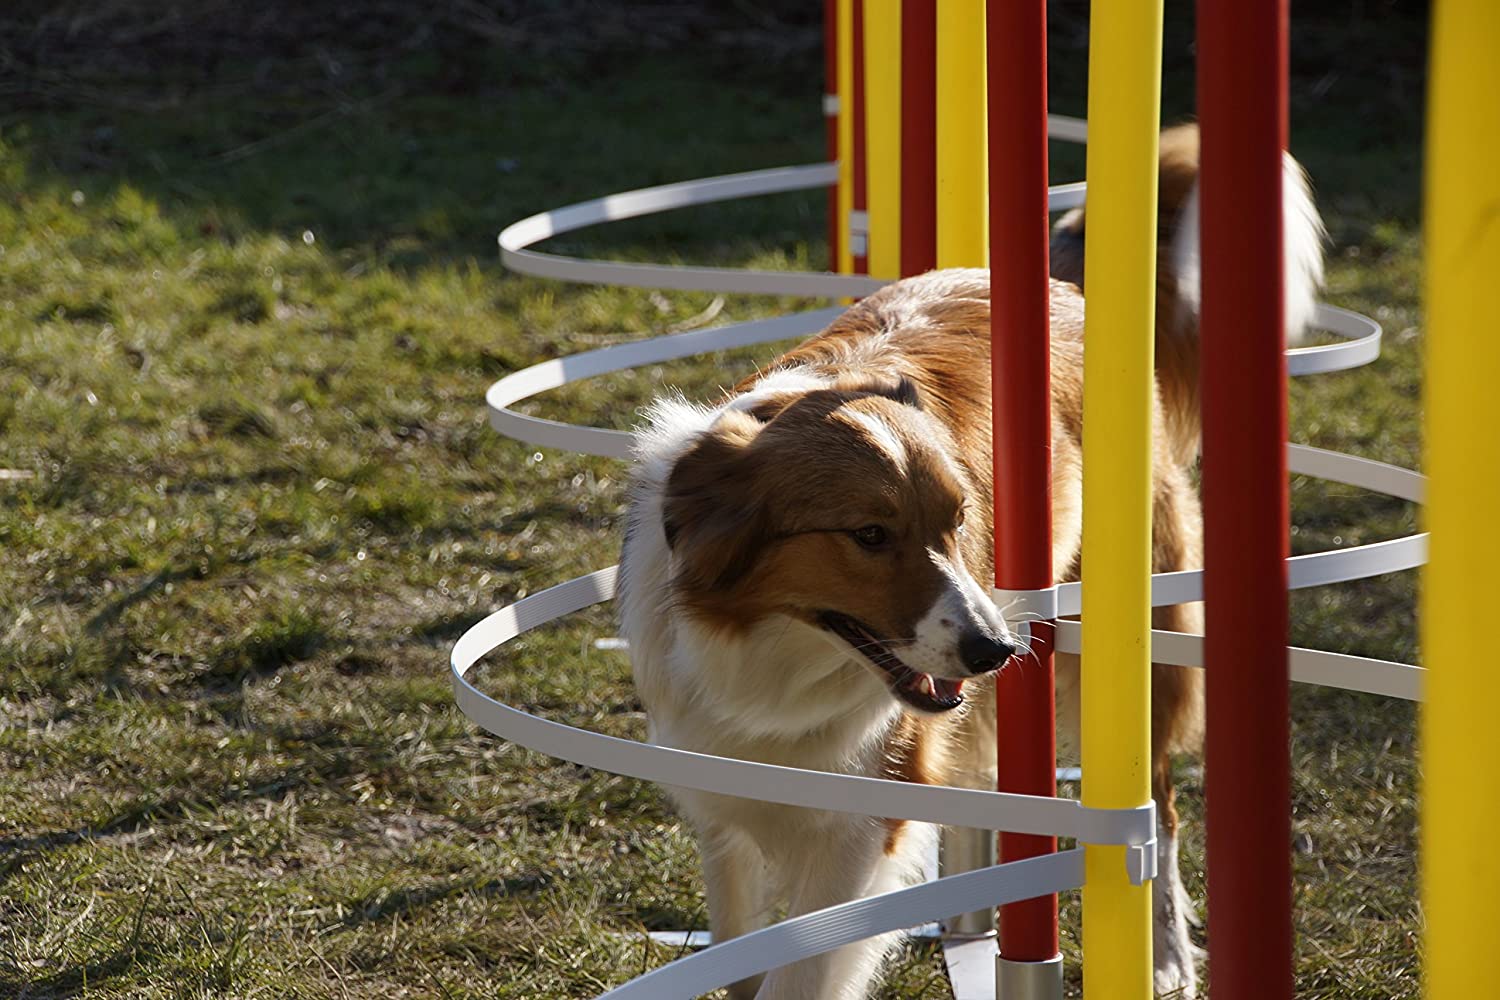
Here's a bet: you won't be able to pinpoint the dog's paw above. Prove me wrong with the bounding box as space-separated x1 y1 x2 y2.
1152 937 1199 999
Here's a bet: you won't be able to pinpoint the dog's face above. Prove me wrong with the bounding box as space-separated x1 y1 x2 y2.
661 378 1016 714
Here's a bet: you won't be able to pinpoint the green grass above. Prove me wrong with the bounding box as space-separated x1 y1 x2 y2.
0 1 1428 997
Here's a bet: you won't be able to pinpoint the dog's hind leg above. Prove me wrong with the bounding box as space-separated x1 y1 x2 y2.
700 824 773 1000
1150 467 1206 998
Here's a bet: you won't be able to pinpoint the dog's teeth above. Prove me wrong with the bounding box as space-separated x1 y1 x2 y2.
920 675 935 696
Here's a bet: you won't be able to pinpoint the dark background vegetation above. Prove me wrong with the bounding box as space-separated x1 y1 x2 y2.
1 1 1426 996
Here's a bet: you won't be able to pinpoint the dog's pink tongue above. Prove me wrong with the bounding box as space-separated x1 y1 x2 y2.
934 677 965 699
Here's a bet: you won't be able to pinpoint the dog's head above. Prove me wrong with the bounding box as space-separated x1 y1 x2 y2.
660 376 1016 714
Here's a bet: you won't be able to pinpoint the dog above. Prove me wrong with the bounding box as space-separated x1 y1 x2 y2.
618 124 1325 999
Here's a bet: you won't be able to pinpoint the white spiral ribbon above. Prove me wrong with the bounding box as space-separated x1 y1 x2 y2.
458 124 1420 995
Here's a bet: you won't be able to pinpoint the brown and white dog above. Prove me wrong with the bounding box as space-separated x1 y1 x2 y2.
618 125 1324 999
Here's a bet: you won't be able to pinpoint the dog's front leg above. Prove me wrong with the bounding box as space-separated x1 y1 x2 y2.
1152 811 1202 999
754 817 915 1000
700 824 773 1000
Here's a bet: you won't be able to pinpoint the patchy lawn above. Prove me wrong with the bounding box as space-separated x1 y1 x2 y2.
1 2 1426 997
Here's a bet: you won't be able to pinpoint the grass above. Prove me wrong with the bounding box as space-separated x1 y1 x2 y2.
0 1 1427 996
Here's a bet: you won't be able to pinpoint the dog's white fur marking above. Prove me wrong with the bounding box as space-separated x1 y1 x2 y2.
905 551 1009 678
842 408 908 471
1168 152 1325 346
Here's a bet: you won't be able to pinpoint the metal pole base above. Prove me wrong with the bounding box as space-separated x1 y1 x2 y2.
996 953 1064 1000
940 825 997 936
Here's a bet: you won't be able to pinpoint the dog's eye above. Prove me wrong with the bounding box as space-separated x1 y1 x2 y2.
851 525 889 549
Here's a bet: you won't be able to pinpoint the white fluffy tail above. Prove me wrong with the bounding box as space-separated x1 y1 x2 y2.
1168 150 1327 347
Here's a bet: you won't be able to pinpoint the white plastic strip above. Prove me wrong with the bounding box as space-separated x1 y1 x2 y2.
1047 113 1089 143
500 164 884 297
1050 624 1423 702
495 165 1374 379
451 569 1154 845
486 307 844 459
1290 441 1424 503
598 850 1085 1000
1127 532 1429 614
485 310 1382 465
498 163 1090 299
498 115 1087 302
1032 446 1427 616
1292 305 1384 375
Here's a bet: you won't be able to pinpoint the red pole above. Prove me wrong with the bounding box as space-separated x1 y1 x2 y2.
850 0 868 276
824 0 840 271
987 0 1058 964
1198 0 1294 997
899 0 937 277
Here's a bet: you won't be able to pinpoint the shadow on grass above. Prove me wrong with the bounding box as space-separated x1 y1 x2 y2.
337 873 549 932
0 1 830 273
0 943 145 1000
0 767 317 882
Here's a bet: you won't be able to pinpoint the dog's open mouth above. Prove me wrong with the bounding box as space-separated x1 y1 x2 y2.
819 612 965 713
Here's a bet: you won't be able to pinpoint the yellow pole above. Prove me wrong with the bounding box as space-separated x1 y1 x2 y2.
1078 0 1161 994
863 0 901 280
1422 2 1500 997
836 0 855 276
935 0 985 268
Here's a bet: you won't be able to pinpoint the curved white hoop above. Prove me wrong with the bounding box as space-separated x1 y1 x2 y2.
485 306 1381 461
452 573 1153 847
459 115 1419 995
595 850 1086 999
498 114 1091 299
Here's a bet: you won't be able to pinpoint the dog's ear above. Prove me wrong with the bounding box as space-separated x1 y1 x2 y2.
662 411 765 591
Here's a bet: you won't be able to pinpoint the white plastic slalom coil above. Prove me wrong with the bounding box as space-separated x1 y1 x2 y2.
455 113 1424 996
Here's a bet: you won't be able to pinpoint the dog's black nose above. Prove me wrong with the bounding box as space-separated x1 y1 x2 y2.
959 630 1016 674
